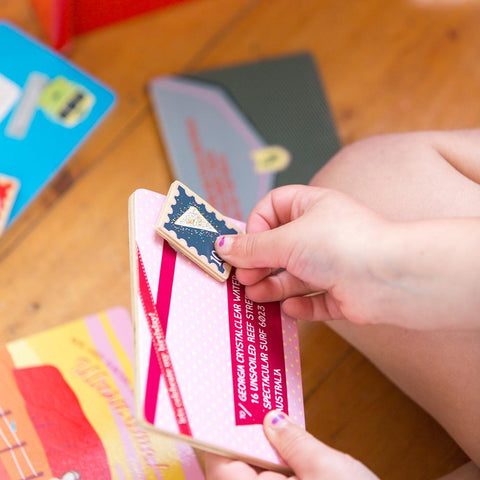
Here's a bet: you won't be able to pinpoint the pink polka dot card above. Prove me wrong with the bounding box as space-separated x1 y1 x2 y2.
129 188 305 473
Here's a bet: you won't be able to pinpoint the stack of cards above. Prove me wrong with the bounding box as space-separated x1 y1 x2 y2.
129 186 304 473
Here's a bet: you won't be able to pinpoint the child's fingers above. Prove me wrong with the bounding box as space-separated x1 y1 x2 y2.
215 227 293 270
242 271 314 304
204 452 287 480
204 453 257 480
263 411 340 477
263 411 380 480
216 185 328 272
234 267 276 287
245 184 324 233
282 293 344 322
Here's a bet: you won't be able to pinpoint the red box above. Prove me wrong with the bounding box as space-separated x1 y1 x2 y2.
31 0 194 50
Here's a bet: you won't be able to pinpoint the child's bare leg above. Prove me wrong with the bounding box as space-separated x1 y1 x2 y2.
438 462 480 480
310 131 480 465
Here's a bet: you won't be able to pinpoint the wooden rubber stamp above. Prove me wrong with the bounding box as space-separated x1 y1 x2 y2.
155 181 242 281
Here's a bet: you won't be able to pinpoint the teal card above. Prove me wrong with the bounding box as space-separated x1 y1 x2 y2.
0 21 115 228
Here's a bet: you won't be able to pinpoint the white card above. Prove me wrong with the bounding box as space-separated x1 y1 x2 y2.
0 73 20 124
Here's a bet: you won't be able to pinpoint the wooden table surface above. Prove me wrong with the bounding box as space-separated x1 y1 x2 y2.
1 1 478 478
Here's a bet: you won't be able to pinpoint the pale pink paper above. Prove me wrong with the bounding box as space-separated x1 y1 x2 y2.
132 188 304 467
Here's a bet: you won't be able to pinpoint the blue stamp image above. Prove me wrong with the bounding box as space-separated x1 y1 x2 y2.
157 182 241 280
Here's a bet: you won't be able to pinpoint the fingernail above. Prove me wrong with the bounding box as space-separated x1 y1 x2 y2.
216 235 233 253
265 410 289 429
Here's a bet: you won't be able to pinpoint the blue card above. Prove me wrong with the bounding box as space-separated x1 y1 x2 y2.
0 21 115 228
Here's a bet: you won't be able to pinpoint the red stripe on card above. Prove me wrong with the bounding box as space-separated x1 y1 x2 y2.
144 243 177 424
156 243 177 321
227 273 289 425
137 244 191 436
144 346 160 424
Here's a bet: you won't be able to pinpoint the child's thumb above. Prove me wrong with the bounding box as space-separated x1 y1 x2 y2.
263 411 380 480
215 229 288 270
263 411 337 478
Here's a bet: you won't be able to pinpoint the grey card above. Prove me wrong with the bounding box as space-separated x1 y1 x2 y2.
149 53 340 221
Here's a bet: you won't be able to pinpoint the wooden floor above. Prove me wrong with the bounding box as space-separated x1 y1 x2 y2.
1 1 478 478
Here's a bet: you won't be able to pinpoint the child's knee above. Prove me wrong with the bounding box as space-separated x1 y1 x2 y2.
310 130 480 219
310 133 416 189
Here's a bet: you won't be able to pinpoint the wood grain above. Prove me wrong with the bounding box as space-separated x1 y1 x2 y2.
1 0 478 478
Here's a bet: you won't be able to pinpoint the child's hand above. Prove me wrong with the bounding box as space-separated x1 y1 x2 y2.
216 184 390 325
215 184 480 329
205 411 379 480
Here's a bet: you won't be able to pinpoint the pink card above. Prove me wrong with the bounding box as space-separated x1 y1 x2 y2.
129 188 304 473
